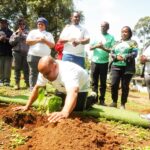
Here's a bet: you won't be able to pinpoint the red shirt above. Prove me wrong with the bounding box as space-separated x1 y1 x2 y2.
54 42 64 60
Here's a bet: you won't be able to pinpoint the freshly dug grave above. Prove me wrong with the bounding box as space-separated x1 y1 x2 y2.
0 104 150 150
16 116 123 150
0 104 124 150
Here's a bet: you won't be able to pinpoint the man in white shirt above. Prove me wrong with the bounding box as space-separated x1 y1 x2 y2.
14 56 90 123
59 12 90 68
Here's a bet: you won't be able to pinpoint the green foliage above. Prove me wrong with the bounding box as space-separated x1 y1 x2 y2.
37 87 45 104
37 87 62 113
0 0 75 39
134 16 150 49
46 95 62 113
10 131 27 148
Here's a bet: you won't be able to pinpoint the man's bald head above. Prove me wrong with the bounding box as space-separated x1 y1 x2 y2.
38 56 58 81
38 56 55 72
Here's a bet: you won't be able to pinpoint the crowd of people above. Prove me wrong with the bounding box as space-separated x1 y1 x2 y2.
1 11 150 122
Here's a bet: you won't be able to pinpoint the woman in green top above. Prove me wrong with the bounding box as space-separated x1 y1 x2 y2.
110 26 138 109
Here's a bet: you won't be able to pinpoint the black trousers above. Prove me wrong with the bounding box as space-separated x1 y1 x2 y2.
13 52 29 85
111 66 133 104
55 91 88 111
91 62 108 102
27 55 41 89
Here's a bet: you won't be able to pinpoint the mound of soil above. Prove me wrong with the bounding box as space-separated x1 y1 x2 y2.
0 104 124 150
17 116 123 150
1 103 150 149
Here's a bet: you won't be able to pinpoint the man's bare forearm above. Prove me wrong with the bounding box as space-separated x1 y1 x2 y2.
62 87 79 114
43 39 55 48
26 39 40 46
26 85 39 109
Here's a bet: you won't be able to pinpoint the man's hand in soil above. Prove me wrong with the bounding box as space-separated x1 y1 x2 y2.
12 105 29 112
48 111 69 123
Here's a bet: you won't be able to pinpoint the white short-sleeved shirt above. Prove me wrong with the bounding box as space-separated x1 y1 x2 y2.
143 45 150 75
36 60 90 93
27 29 55 57
60 24 90 57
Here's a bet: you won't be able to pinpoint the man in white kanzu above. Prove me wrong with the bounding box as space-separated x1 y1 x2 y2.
26 17 55 90
59 11 90 68
14 56 90 123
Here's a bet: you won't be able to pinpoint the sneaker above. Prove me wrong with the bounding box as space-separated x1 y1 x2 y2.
86 95 98 109
140 114 150 120
109 102 117 108
90 91 97 97
88 91 98 103
120 104 125 109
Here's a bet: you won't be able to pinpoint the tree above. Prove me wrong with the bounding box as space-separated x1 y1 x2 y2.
0 0 75 39
134 16 150 76
134 16 150 50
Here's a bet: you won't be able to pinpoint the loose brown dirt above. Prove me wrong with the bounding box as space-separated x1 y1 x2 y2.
0 103 150 150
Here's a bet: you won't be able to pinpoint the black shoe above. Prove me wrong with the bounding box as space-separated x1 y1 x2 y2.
85 95 98 109
25 83 29 89
109 102 117 108
100 102 107 106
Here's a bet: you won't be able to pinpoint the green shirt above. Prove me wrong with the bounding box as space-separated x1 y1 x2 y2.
91 33 115 64
112 40 138 66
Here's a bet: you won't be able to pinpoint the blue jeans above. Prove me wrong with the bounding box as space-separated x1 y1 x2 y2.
0 56 12 83
62 54 85 68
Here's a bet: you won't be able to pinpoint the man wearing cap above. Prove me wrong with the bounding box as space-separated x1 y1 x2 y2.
26 17 55 90
0 18 13 86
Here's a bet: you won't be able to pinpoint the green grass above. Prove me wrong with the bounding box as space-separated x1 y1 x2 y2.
1 70 150 149
10 128 28 149
1 79 150 127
